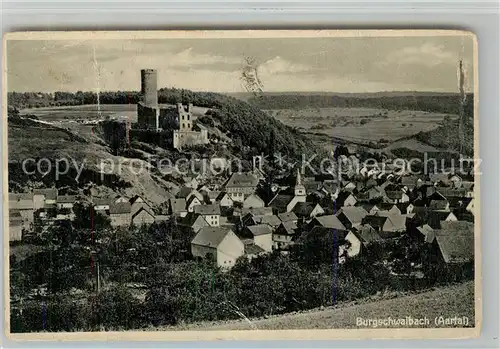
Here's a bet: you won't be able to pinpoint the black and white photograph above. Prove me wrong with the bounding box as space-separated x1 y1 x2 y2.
3 30 479 339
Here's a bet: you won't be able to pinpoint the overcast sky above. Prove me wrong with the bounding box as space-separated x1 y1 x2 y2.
6 34 474 93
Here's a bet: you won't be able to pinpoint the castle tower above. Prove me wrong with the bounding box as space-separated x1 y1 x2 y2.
294 168 306 196
140 69 158 107
176 103 192 131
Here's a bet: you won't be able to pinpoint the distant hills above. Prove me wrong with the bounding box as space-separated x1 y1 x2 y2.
226 91 464 101
238 91 473 116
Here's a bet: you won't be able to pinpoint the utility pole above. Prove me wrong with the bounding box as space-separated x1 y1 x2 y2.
96 261 100 294
458 59 466 157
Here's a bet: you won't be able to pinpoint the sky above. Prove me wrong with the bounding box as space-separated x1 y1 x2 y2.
6 34 475 93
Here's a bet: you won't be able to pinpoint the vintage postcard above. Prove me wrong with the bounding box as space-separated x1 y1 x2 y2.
3 30 480 341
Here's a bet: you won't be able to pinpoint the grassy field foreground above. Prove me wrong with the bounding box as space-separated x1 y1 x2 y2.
166 282 475 330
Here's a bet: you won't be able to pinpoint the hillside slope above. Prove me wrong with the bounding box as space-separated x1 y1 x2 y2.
7 116 177 205
164 282 474 330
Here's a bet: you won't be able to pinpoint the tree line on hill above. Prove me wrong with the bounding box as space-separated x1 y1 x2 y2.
247 93 474 115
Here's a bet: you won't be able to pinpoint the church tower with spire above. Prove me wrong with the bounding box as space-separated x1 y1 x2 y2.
294 168 306 197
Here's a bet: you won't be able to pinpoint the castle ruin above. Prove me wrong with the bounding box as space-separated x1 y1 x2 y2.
137 69 209 150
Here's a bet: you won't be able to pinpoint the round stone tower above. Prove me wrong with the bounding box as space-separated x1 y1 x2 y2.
140 69 158 107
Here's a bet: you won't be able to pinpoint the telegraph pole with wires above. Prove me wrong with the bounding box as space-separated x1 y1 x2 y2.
458 59 466 158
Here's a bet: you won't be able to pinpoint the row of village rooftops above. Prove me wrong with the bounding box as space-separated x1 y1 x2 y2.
8 168 474 237
9 167 475 273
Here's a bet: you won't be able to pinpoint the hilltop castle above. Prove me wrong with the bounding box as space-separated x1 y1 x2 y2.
136 69 208 150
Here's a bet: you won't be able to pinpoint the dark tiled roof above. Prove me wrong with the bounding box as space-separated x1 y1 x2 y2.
277 221 297 235
58 195 77 204
268 194 294 212
176 186 193 199
94 198 111 206
436 233 474 263
278 212 298 222
192 227 233 248
170 198 187 213
293 202 321 217
258 215 282 227
353 225 384 244
312 215 346 231
9 193 34 201
337 206 367 224
194 204 221 216
109 202 132 214
225 173 258 188
247 224 273 236
245 243 266 255
132 206 155 220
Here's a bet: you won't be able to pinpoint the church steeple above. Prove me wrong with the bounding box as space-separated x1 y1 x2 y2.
294 168 306 196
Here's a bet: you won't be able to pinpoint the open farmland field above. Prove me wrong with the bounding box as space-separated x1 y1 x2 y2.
267 107 456 144
20 104 138 122
164 282 474 331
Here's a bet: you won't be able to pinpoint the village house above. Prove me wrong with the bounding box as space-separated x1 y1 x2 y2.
292 202 325 220
242 193 265 209
186 189 204 204
9 210 24 241
342 181 357 192
400 175 424 191
359 203 379 215
336 206 368 230
94 198 111 212
384 187 410 204
109 202 132 227
224 172 259 202
320 180 340 199
338 231 363 262
201 189 220 204
180 213 210 234
466 197 475 215
335 191 357 207
362 214 406 237
422 221 474 278
351 225 384 248
428 199 450 211
33 188 58 210
216 192 234 208
374 203 401 215
278 211 298 224
356 186 385 202
244 241 267 260
307 214 347 232
132 206 155 225
194 204 221 227
175 186 194 199
114 195 129 204
412 208 458 229
273 220 297 249
169 198 187 217
244 214 282 231
396 202 415 215
182 175 200 189
57 195 77 210
191 227 245 269
186 195 203 213
9 193 34 228
245 224 274 252
412 224 435 243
